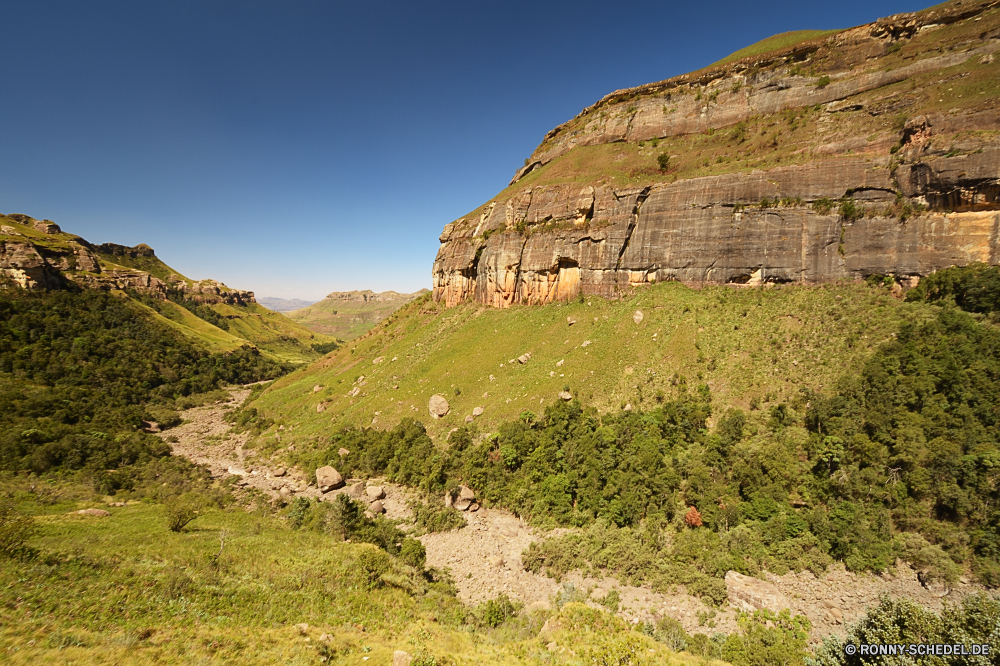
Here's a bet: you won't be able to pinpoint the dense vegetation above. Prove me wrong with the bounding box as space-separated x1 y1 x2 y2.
0 286 289 490
906 261 1000 315
284 301 1000 598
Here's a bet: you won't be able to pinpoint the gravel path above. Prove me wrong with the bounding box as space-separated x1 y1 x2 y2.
163 385 987 643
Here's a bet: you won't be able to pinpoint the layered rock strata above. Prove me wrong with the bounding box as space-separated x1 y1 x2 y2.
433 1 1000 307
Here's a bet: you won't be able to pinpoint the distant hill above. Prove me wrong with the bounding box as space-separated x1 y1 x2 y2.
0 213 337 365
287 289 430 340
256 296 320 312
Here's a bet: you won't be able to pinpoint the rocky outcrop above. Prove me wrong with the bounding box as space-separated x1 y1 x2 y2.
321 289 428 303
433 0 1000 308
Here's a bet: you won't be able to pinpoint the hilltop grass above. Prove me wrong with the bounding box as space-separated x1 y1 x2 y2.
288 293 427 341
0 475 722 666
707 29 843 69
246 280 928 447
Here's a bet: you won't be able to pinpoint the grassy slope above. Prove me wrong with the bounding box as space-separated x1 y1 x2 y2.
0 477 721 666
132 298 249 353
288 291 429 341
248 281 931 448
92 249 187 281
707 29 843 68
210 302 336 365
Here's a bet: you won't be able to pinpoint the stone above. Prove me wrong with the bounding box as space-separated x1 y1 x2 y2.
141 420 160 433
444 492 453 508
373 356 385 364
633 310 644 324
316 403 326 413
558 391 572 401
365 485 386 500
347 482 365 498
273 468 286 477
468 503 479 512
725 571 792 614
428 394 450 418
488 555 505 568
75 508 111 517
556 359 564 367
472 406 484 417
315 466 344 492
581 340 591 347
393 651 412 666
458 485 475 502
338 447 350 457
567 317 575 325
279 486 293 499
313 385 322 393
624 403 632 411
465 415 474 423
228 465 247 476
295 623 309 635
368 500 385 514
527 600 551 612
454 498 473 511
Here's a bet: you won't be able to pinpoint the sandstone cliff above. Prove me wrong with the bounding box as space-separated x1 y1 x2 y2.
0 213 254 305
433 0 1000 307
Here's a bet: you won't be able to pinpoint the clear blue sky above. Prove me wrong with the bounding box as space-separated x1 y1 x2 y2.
1 0 922 300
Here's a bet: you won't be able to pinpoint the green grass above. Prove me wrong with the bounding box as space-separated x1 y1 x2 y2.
92 248 186 281
247 281 930 448
0 475 722 666
706 29 843 69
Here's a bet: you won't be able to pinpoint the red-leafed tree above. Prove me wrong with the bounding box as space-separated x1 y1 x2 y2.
685 506 702 528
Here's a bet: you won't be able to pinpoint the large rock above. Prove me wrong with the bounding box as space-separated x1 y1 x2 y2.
453 485 476 511
393 651 412 666
366 485 385 500
75 508 111 517
724 571 792 614
428 394 450 418
315 466 344 492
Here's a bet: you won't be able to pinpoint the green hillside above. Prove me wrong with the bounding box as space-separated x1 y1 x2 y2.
706 29 842 69
288 290 430 341
250 281 920 443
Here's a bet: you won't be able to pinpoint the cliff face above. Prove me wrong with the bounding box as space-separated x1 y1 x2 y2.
433 0 1000 307
0 214 255 305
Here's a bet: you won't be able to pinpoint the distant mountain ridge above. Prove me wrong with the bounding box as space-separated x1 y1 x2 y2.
288 288 430 340
256 296 319 312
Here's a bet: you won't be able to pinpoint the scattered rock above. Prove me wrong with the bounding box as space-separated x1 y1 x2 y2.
555 359 564 367
347 482 365 499
315 466 344 492
546 641 558 652
347 386 360 397
558 391 572 401
472 406 484 417
633 310 644 324
465 415 474 423
725 571 792 614
313 385 322 393
549 371 556 377
366 486 386 500
581 340 591 347
228 465 247 476
623 403 633 411
75 508 111 517
338 447 350 457
316 403 326 413
369 500 385 514
279 486 293 499
517 353 531 364
295 623 309 635
428 394 450 418
567 317 576 326
373 356 385 364
488 555 505 568
273 468 286 477
393 651 412 666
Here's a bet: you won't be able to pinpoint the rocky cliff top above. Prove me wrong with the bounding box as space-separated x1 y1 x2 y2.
322 289 430 303
433 0 1000 308
0 213 255 305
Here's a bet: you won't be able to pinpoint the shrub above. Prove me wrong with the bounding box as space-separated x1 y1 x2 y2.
816 75 831 88
165 496 200 532
599 588 621 612
0 499 36 558
399 537 426 569
685 506 703 527
657 153 670 171
477 594 520 627
412 500 466 533
355 547 391 589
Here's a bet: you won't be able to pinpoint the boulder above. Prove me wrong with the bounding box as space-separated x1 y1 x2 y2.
555 359 564 367
228 465 247 476
141 420 160 433
517 353 531 364
273 468 286 477
316 403 326 413
368 500 385 514
454 485 476 511
567 317 576 326
488 555 505 568
724 570 791 614
444 491 453 508
465 415 473 423
338 447 350 457
468 503 479 512
313 385 322 393
347 481 365 499
75 508 111 517
393 651 412 666
633 310 644 324
428 394 450 418
365 485 385 500
279 486 293 499
472 406 484 417
558 391 572 401
294 623 309 635
315 466 344 492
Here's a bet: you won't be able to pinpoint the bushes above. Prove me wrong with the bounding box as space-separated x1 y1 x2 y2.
412 499 466 533
165 494 202 532
0 498 36 558
476 594 521 627
809 594 1000 665
905 262 1000 314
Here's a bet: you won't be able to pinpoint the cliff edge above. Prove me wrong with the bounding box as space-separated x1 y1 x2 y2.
433 0 1000 307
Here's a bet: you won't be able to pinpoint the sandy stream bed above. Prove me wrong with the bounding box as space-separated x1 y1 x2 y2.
162 386 984 643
